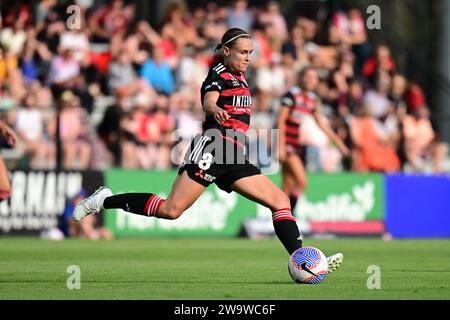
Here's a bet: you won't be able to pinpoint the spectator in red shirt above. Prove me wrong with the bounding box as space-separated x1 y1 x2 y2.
362 45 396 80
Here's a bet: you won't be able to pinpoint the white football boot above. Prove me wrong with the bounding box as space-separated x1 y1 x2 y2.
326 253 344 273
73 187 113 222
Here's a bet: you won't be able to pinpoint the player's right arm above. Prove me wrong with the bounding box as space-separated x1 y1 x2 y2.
203 91 230 124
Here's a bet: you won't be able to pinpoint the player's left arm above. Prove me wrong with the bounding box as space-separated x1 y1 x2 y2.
312 105 349 157
0 120 18 147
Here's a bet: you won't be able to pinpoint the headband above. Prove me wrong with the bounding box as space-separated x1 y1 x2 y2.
221 33 251 48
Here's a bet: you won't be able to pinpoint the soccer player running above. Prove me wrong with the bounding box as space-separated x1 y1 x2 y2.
0 119 18 202
278 67 350 215
74 28 343 272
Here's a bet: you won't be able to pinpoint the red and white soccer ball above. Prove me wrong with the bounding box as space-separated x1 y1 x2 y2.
288 246 328 284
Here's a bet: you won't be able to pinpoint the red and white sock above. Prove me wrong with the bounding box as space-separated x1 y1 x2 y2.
144 195 165 217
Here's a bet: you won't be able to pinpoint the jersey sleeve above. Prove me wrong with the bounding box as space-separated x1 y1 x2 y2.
280 91 295 108
202 70 225 94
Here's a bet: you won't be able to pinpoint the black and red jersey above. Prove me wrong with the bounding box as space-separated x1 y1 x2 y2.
280 86 317 146
201 61 252 136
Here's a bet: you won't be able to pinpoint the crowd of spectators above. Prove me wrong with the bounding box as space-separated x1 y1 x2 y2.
0 0 447 173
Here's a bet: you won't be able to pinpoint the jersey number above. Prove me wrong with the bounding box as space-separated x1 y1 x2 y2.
198 153 213 170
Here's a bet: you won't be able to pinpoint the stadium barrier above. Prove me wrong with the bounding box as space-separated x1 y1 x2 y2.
104 170 385 237
385 174 450 238
1 169 449 238
0 170 104 235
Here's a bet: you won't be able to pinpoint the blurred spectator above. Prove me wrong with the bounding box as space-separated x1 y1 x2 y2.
0 17 27 55
363 70 391 119
256 53 286 111
405 81 426 115
331 8 370 71
48 91 91 170
350 105 400 172
89 0 133 43
402 107 446 172
14 92 54 169
60 28 90 64
97 91 128 166
389 74 408 118
140 47 175 96
48 46 80 96
227 0 254 32
108 51 155 99
258 1 288 52
362 45 396 80
337 78 364 120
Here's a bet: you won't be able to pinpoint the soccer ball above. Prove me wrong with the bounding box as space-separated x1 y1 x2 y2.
288 246 328 284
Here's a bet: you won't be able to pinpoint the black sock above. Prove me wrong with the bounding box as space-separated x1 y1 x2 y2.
103 193 164 217
272 209 303 255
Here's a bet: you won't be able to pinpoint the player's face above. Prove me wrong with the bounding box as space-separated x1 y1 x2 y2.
301 69 319 91
223 38 253 73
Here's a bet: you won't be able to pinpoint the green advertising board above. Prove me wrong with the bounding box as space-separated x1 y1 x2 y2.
105 170 385 236
105 169 258 236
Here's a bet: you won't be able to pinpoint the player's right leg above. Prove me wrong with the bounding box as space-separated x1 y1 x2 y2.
0 157 11 202
73 171 205 221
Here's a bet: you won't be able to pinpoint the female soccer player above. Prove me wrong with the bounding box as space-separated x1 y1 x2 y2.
278 67 349 212
0 119 18 202
74 28 343 272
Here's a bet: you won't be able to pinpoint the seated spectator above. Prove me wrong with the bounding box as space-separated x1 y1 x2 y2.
363 70 391 119
14 93 55 169
388 74 408 118
362 45 396 80
48 46 80 97
402 107 447 172
108 51 155 99
350 105 400 172
134 94 174 169
405 81 426 115
337 78 364 120
48 91 91 170
140 47 175 96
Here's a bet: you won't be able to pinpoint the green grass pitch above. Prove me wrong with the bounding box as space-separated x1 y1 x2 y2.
1 237 449 300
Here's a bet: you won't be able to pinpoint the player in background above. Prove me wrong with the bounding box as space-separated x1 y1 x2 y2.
73 28 343 272
277 67 350 213
0 119 18 202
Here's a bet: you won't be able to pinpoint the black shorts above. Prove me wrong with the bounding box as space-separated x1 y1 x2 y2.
178 132 261 193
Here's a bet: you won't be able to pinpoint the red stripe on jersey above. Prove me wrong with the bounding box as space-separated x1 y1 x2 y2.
221 118 249 133
223 104 252 115
286 136 300 145
219 72 235 81
292 106 314 114
220 134 245 149
221 87 250 96
285 126 299 135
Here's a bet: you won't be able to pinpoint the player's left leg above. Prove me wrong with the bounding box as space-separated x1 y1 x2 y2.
230 174 302 255
0 157 11 202
231 173 344 272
